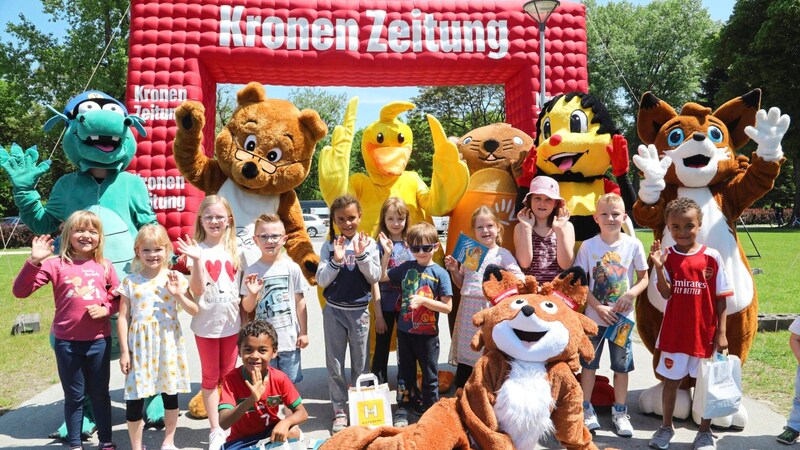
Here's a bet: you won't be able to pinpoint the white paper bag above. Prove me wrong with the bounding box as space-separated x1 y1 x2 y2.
348 373 392 428
692 353 742 419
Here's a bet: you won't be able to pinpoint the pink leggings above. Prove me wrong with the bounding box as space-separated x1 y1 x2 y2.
195 334 239 389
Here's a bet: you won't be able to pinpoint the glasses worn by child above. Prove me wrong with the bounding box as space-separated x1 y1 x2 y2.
241 213 310 387
575 193 648 438
371 197 413 385
444 206 524 392
648 197 732 450
175 195 242 450
316 195 382 433
12 210 119 450
117 224 199 450
380 221 452 426
218 320 308 449
514 175 576 283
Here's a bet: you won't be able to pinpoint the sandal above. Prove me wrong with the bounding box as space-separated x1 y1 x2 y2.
331 411 348 434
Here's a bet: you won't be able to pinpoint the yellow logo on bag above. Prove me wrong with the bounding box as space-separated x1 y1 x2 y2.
356 399 385 426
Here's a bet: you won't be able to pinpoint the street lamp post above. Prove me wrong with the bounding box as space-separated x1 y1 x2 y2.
523 0 561 108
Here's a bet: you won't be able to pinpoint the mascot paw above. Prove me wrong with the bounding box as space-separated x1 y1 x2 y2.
691 403 748 430
188 390 208 419
302 255 320 285
639 382 691 420
303 261 319 284
746 107 789 162
0 143 51 191
632 144 671 204
174 101 206 133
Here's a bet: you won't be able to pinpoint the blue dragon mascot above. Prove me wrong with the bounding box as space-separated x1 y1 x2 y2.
0 90 165 437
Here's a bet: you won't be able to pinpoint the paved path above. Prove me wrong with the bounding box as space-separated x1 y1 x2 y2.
0 237 789 449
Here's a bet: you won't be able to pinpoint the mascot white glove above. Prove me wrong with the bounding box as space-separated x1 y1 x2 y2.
633 144 672 205
745 107 790 162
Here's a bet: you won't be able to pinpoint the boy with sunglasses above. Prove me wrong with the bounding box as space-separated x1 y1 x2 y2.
241 213 309 385
380 222 453 425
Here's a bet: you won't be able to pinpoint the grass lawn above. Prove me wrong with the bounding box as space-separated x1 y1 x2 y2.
635 226 800 415
0 227 797 416
0 252 59 415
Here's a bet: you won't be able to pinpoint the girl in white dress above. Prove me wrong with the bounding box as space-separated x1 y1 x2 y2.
118 224 198 450
445 206 524 392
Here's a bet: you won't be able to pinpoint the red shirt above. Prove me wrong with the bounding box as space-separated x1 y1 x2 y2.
219 365 302 442
656 246 733 358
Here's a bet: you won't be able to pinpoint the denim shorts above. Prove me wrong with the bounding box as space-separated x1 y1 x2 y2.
579 326 634 373
270 348 303 384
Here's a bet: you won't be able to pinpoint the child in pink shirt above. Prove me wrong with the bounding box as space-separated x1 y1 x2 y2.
13 210 119 450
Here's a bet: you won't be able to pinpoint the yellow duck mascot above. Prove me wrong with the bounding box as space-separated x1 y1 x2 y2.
319 98 469 245
318 99 469 390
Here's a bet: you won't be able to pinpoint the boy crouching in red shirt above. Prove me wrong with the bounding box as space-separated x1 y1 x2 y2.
219 320 308 449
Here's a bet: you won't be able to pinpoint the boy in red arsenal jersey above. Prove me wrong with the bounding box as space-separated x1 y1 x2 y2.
648 197 733 450
219 320 308 449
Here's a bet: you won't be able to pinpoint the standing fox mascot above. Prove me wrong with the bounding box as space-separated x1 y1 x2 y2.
632 89 788 428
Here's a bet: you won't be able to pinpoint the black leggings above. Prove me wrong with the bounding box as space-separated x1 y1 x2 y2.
454 363 474 389
126 393 179 422
371 310 397 384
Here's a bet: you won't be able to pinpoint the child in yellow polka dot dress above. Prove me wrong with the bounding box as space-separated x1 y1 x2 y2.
117 224 199 450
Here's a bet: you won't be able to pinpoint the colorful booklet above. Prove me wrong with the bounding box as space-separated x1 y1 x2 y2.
451 232 489 271
252 437 305 449
603 313 635 347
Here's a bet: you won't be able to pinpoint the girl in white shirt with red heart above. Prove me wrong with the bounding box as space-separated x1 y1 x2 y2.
176 195 243 450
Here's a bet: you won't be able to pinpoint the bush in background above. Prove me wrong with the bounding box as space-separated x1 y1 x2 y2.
0 222 35 249
741 208 788 225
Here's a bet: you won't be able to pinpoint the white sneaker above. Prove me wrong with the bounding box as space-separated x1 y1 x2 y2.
583 403 600 431
612 407 634 437
208 427 227 450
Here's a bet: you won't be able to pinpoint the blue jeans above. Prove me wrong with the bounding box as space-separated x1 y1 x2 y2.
222 427 272 450
53 337 112 447
271 348 303 384
788 365 800 431
579 326 634 373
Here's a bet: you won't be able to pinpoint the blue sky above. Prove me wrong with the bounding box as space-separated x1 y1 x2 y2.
0 0 736 129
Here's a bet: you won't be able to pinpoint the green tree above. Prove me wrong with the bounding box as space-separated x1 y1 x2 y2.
407 85 506 183
287 88 349 200
704 0 800 218
0 0 130 216
215 85 238 135
584 0 718 175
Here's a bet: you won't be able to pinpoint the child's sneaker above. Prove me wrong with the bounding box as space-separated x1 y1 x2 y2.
331 410 348 434
583 403 600 431
393 407 409 427
692 430 716 450
98 443 117 450
208 427 227 450
649 426 675 449
778 427 800 445
611 405 633 437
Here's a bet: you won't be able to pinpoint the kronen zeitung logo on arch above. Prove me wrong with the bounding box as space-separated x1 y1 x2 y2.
219 5 510 59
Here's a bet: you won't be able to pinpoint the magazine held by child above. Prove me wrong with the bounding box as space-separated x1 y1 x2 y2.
451 232 489 271
603 313 635 347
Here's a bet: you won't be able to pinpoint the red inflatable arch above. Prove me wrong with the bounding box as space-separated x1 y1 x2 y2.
126 0 588 237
